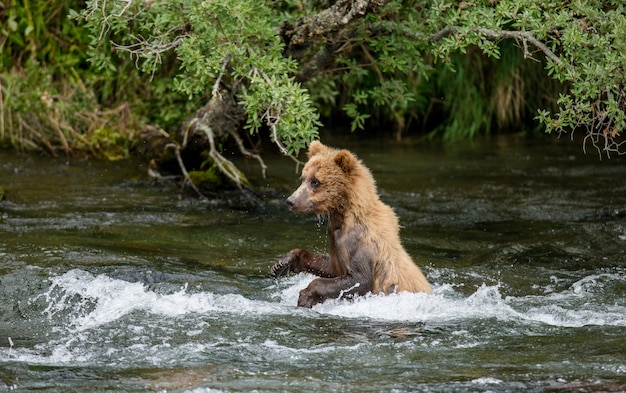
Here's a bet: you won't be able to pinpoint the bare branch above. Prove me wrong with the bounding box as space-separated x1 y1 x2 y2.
228 128 268 178
296 40 343 82
111 32 187 79
212 54 232 100
262 109 288 156
111 33 186 56
476 28 563 66
198 123 251 191
93 0 135 42
295 25 369 82
428 26 456 43
249 67 291 157
429 26 565 66
165 142 206 199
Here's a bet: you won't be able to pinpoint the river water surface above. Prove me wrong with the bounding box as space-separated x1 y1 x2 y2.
1 136 625 392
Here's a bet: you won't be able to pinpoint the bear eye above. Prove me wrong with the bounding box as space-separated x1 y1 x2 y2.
310 178 321 189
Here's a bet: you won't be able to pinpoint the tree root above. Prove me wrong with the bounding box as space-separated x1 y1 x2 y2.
165 142 206 199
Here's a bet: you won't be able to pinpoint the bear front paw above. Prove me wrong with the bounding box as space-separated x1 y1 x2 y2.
271 249 304 278
270 254 294 278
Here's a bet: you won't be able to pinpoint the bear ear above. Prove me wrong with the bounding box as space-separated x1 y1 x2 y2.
307 140 327 158
334 150 355 174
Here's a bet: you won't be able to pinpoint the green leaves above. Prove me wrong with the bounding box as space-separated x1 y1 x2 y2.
418 0 626 152
526 1 626 156
8 0 624 162
241 70 320 154
77 0 320 157
343 103 371 132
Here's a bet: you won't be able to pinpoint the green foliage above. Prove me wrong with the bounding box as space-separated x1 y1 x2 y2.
1 0 87 70
0 0 142 157
4 0 626 163
432 42 562 139
0 58 139 156
318 4 435 134
538 2 626 156
240 70 321 155
88 127 134 161
76 0 320 157
303 0 626 148
420 0 626 153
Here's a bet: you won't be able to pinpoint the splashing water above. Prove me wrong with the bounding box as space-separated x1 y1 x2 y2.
4 267 622 370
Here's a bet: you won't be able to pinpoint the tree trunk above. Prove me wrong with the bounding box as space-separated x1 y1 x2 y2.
177 87 246 171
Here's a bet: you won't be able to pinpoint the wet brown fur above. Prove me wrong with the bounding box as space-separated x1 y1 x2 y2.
271 141 432 307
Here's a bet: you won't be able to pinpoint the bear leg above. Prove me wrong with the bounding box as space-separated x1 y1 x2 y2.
271 248 338 278
297 275 370 308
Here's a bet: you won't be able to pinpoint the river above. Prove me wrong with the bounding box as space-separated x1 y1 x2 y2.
0 135 625 392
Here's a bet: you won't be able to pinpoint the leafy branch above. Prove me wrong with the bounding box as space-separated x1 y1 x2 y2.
429 27 564 67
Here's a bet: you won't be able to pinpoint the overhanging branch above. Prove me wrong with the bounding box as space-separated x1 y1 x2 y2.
477 28 563 66
429 26 564 66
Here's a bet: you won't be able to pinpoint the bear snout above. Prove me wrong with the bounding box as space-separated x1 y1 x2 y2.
286 183 311 212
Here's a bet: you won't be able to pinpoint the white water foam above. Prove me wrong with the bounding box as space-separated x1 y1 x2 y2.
1 267 623 369
513 272 626 328
277 272 626 327
471 377 504 385
280 271 626 327
42 269 287 332
39 268 626 333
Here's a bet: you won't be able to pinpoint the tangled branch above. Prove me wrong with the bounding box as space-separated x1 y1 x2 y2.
579 91 626 159
111 31 187 79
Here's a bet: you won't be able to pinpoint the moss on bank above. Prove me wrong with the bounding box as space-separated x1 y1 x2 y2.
188 167 224 191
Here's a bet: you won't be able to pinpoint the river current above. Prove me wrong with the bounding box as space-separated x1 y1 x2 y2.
0 135 625 392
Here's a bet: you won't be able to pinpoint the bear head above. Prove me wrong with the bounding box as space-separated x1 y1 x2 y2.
286 141 359 215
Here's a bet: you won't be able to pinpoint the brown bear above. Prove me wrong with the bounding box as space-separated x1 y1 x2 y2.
271 140 432 308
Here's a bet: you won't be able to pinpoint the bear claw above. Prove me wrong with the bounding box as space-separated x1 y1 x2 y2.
270 256 292 278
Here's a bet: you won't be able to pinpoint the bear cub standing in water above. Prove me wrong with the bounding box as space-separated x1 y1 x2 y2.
271 141 432 308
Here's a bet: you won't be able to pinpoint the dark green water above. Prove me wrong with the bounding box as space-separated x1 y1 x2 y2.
1 135 625 392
